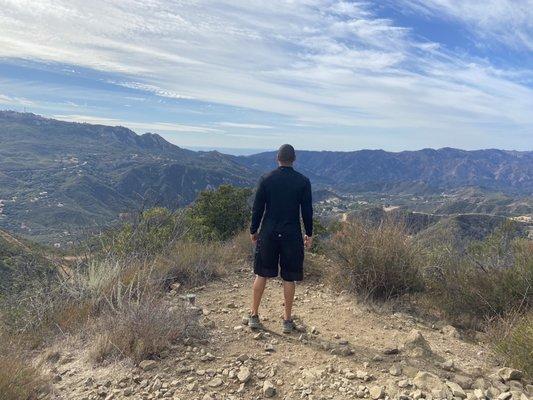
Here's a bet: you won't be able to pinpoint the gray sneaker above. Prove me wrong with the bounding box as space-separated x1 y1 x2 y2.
283 319 295 334
249 314 262 330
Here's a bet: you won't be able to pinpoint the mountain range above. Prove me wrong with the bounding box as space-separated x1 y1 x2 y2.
0 111 531 243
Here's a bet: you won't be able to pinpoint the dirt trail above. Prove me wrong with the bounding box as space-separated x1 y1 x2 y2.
40 265 530 400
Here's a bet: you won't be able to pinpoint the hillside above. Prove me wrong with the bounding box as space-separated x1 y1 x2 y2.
0 111 254 243
1 111 531 244
0 228 55 295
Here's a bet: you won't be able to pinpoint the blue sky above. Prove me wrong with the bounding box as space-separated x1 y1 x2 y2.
0 0 532 153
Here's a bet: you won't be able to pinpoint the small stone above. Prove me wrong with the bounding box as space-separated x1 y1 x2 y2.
390 365 402 376
237 367 251 383
441 359 455 371
383 346 399 355
369 385 385 399
496 392 512 400
442 325 460 338
473 389 485 399
201 353 215 362
263 380 276 398
253 332 264 340
264 343 275 352
208 377 223 388
139 360 157 371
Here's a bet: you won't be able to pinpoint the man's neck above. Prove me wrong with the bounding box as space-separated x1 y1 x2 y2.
278 162 293 168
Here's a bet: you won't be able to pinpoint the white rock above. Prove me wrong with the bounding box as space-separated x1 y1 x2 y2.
263 380 276 398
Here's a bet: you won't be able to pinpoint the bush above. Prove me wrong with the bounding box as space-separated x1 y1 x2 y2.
423 227 532 329
99 207 184 257
152 241 230 289
185 185 252 241
328 219 423 300
0 334 47 400
492 313 533 377
90 298 204 363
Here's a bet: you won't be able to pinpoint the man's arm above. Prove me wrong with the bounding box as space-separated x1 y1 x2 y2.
301 178 313 240
250 177 266 237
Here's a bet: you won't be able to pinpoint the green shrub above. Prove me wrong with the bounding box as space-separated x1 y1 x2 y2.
423 227 532 329
492 313 533 377
99 207 184 257
185 185 252 241
328 219 423 300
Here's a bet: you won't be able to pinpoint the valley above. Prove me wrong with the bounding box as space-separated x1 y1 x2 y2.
0 111 532 246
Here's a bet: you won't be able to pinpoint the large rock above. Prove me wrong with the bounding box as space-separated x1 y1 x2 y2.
497 368 523 382
237 367 251 383
446 381 467 398
403 330 432 357
413 371 446 391
138 360 157 371
263 380 276 398
369 386 385 400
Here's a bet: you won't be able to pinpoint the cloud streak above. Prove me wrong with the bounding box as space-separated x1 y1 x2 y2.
0 0 531 150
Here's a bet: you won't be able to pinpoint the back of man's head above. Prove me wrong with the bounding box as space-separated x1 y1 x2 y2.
277 144 296 164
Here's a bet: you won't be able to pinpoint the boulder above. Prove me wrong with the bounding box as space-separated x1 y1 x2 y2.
237 367 251 383
369 386 385 399
413 371 446 391
263 380 276 398
446 381 467 398
138 360 157 371
403 330 432 357
497 368 523 382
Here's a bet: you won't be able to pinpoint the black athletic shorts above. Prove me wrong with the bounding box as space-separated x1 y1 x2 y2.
253 232 304 281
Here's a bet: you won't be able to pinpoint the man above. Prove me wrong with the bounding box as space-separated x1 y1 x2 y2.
249 144 313 334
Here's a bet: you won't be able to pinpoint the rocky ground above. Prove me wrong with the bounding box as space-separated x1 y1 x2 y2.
38 264 531 400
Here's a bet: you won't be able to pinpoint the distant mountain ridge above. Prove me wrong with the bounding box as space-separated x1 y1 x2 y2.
0 110 531 243
237 148 532 194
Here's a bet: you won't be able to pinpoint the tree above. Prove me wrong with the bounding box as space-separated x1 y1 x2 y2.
186 185 252 241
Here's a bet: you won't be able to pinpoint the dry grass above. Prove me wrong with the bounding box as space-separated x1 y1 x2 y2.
230 230 254 263
152 240 231 289
491 312 533 378
328 219 423 300
0 334 47 400
89 298 204 363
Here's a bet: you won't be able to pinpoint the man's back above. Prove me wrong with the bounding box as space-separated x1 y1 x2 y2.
250 166 313 240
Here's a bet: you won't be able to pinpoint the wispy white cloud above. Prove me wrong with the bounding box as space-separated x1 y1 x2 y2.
0 0 532 150
396 0 533 51
217 122 273 129
0 93 35 106
53 114 222 134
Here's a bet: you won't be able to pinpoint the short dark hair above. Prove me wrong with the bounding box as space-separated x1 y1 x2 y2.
277 144 296 163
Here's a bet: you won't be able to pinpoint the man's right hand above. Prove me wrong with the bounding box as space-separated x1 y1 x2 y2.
304 235 313 249
250 233 258 243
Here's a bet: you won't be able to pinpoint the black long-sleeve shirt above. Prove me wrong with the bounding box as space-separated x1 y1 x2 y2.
250 166 313 239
